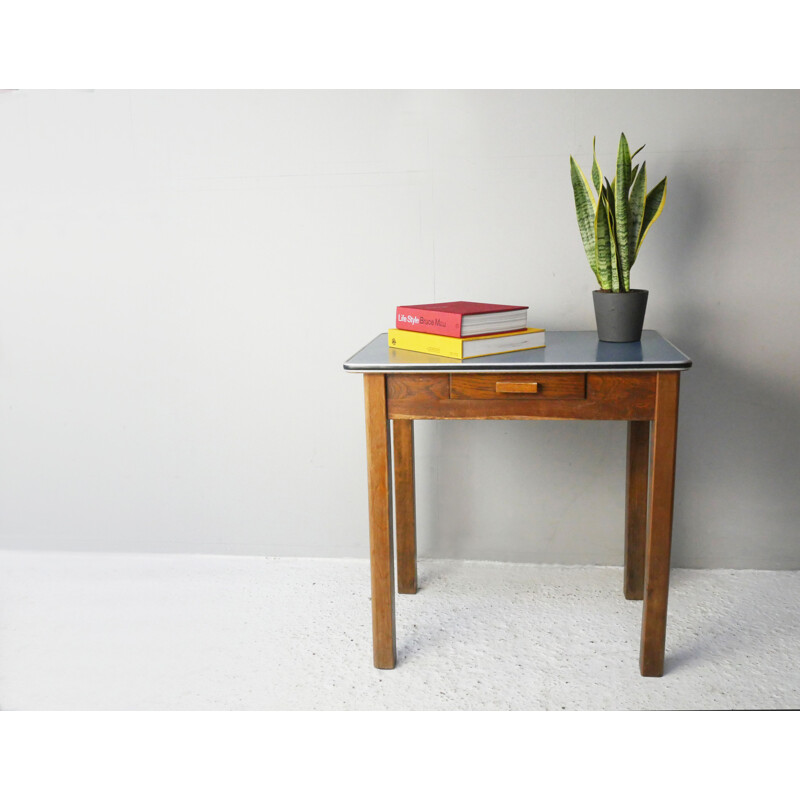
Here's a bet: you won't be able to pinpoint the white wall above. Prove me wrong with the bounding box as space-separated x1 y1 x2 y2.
1 90 798 568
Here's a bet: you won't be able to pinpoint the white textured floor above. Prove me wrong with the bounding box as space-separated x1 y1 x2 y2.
1 551 798 710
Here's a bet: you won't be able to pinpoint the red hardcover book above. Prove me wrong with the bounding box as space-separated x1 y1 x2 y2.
395 301 529 338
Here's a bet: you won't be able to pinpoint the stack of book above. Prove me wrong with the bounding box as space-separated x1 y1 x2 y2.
388 301 545 359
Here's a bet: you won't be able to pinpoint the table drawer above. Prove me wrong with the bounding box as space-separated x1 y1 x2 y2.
450 373 586 400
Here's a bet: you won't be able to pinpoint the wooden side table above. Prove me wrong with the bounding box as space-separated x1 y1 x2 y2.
344 331 692 677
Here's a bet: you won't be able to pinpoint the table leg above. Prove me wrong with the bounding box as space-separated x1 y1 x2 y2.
640 372 680 677
363 374 396 669
393 419 418 594
624 420 650 600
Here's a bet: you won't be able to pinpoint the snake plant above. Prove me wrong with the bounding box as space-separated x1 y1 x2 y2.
570 133 667 292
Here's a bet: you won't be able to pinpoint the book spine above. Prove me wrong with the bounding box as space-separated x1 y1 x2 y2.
388 329 463 358
395 307 462 337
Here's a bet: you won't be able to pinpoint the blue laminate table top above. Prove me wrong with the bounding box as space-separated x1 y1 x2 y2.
343 330 692 372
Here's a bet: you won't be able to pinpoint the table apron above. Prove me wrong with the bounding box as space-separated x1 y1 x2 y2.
386 371 658 421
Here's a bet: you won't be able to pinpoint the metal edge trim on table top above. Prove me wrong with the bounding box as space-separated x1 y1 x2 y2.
343 331 693 373
657 332 693 368
344 365 690 373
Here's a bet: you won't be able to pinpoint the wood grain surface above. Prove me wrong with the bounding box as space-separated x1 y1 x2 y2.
640 371 680 677
625 420 651 601
363 374 396 669
392 419 417 594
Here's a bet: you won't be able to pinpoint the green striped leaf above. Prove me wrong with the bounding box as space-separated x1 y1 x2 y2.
605 194 621 292
631 144 645 160
604 177 615 213
630 163 640 188
594 187 614 291
591 136 603 194
570 155 599 279
637 176 667 255
628 161 648 271
615 132 632 292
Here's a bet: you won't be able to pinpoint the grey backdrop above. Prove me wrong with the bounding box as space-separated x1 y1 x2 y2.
1 90 798 568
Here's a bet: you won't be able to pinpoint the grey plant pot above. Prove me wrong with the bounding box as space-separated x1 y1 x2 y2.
592 289 649 343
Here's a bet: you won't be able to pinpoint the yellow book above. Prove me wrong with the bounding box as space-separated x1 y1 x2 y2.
388 327 545 359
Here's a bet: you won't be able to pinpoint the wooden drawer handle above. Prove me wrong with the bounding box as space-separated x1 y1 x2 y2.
496 381 539 394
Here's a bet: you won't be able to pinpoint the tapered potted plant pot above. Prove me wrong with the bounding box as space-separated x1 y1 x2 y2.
593 288 649 342
569 133 667 343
